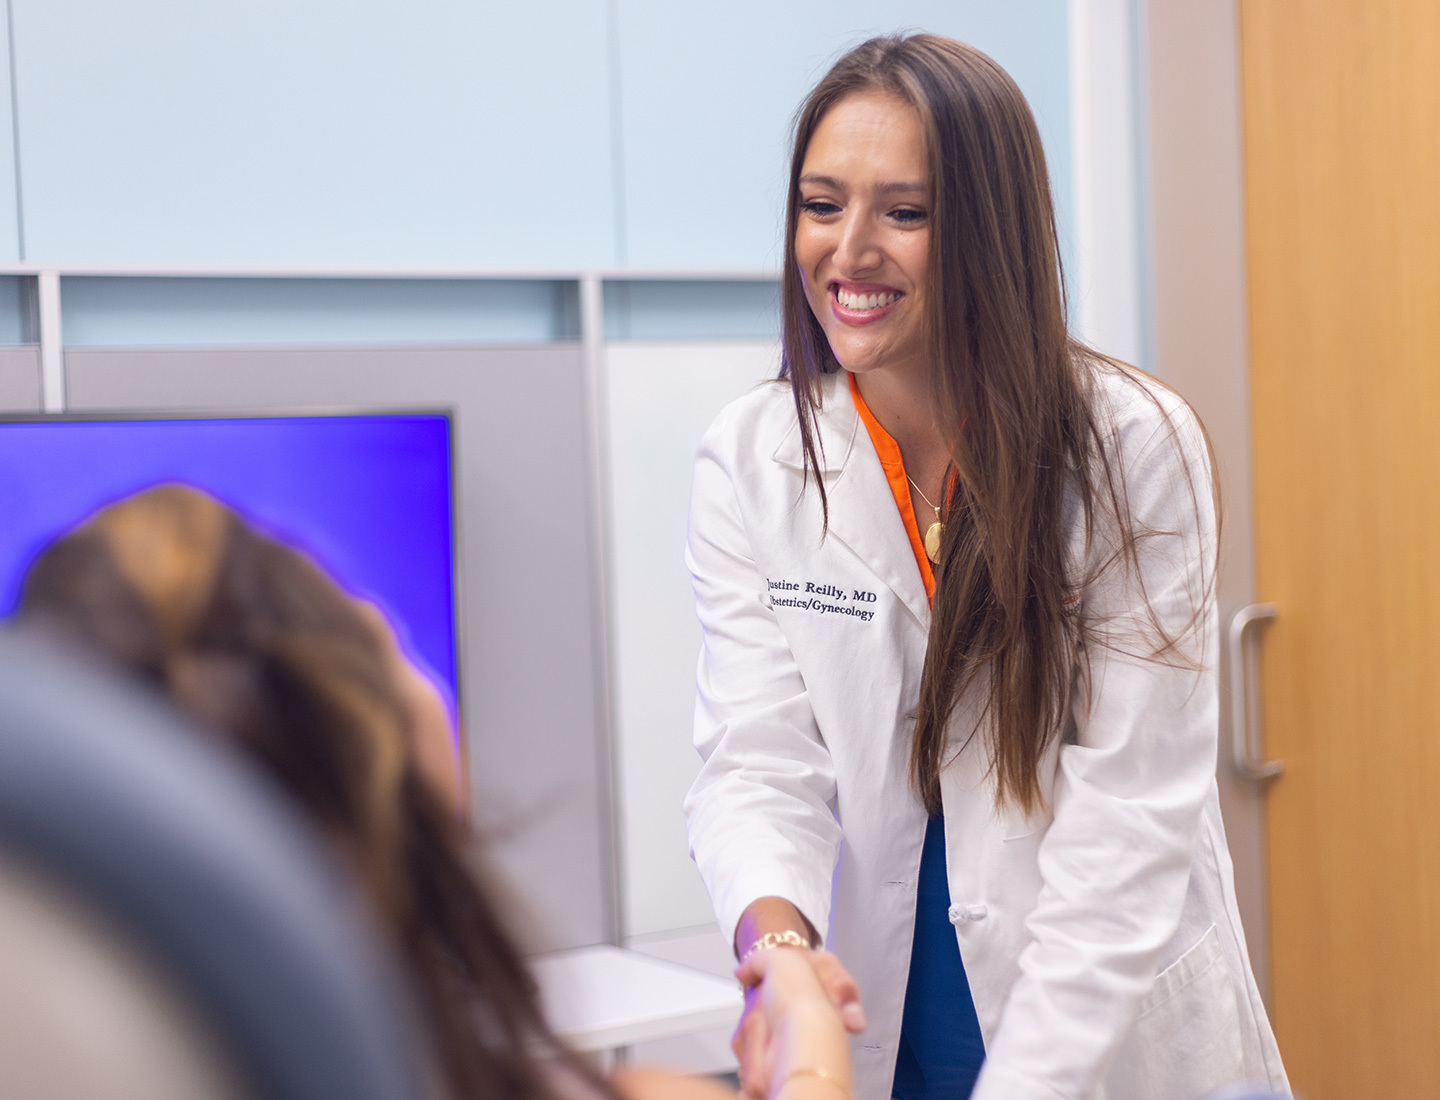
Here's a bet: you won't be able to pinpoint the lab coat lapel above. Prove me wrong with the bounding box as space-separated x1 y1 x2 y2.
772 372 932 630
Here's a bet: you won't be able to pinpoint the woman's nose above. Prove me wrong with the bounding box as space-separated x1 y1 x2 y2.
833 210 882 275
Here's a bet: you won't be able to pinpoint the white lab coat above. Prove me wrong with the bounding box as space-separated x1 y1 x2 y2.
684 366 1288 1100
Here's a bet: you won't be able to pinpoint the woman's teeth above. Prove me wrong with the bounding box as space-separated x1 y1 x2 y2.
836 288 898 309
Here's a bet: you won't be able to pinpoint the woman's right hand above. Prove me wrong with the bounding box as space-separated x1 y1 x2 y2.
733 946 859 1099
730 898 864 1097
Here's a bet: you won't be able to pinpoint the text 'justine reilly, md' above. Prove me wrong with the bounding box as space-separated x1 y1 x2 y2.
766 577 878 622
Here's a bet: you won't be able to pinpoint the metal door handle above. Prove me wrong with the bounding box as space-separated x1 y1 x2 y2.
1228 602 1284 782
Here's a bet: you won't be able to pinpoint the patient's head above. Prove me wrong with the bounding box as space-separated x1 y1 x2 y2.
15 484 607 1100
17 484 454 902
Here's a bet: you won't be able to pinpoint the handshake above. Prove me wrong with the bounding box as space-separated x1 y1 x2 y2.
729 945 865 1100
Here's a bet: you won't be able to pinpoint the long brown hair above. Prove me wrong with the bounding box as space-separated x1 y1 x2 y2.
15 485 619 1100
781 35 1212 815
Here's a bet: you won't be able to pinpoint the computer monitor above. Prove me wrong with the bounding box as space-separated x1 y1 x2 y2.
0 410 458 713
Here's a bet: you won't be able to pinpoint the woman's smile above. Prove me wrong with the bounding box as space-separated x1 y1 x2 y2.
830 279 904 323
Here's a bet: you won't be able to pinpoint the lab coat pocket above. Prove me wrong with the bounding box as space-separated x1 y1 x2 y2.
1104 924 1245 1100
1001 818 1046 843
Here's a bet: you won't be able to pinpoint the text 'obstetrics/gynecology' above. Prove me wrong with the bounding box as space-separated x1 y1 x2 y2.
766 576 878 622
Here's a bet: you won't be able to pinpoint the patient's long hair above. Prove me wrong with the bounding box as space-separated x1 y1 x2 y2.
16 484 617 1100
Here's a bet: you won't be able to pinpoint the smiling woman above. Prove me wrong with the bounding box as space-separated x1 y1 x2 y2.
683 33 1290 1100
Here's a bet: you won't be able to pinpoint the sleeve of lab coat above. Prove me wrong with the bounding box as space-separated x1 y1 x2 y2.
973 385 1221 1100
681 420 842 951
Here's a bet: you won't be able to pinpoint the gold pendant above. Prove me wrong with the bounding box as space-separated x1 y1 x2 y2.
924 521 943 563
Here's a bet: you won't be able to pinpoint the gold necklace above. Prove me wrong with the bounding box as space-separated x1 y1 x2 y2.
907 475 944 564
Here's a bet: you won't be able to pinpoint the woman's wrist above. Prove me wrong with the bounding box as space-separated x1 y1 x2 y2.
734 896 819 960
740 929 812 961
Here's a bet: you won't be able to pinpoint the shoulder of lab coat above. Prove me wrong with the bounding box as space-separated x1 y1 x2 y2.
972 362 1223 1100
682 374 848 949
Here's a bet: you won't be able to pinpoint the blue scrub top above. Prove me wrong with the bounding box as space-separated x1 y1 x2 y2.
892 813 986 1100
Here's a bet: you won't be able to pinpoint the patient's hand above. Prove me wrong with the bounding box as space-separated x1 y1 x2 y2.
733 947 863 1099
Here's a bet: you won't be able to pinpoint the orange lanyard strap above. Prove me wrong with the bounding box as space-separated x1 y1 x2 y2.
848 372 935 602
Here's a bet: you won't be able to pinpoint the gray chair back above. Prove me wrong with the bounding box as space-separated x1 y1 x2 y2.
0 632 429 1100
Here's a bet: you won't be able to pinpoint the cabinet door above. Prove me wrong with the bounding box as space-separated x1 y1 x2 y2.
1241 1 1440 1094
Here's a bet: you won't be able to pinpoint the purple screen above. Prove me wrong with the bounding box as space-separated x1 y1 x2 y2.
0 413 457 706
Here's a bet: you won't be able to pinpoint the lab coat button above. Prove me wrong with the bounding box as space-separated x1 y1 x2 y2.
965 904 988 921
947 904 964 924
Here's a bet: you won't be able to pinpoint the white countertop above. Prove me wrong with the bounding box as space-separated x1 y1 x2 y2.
531 944 743 1052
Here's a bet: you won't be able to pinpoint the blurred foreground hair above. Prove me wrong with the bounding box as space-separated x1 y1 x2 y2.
16 484 617 1100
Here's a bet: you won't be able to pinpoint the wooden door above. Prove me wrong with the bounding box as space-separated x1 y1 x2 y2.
1240 1 1440 1094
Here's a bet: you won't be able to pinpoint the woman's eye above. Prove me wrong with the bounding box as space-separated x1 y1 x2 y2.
891 207 928 224
801 199 841 217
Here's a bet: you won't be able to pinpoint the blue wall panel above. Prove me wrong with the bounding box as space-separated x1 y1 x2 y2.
613 1 1072 273
603 279 779 341
10 0 616 268
0 277 27 343
61 278 580 347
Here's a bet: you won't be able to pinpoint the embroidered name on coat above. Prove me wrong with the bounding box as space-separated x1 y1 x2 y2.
766 577 877 623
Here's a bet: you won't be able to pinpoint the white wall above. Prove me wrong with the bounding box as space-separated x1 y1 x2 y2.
600 340 780 1076
602 340 780 939
1067 0 1151 369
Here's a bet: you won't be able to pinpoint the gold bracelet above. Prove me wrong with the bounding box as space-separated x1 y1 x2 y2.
780 1065 851 1097
740 929 812 961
